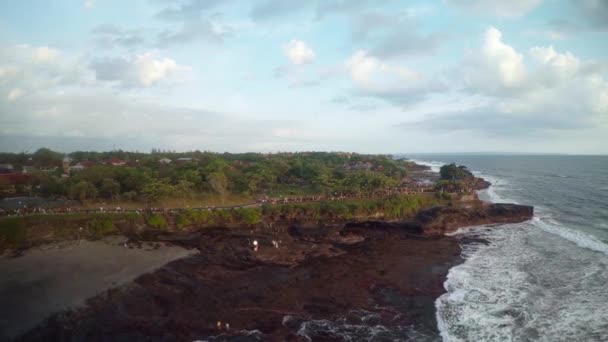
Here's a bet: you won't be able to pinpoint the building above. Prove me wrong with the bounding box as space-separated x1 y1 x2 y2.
70 164 86 172
175 157 195 165
105 158 127 166
0 173 33 194
62 156 71 174
0 164 14 174
159 158 172 165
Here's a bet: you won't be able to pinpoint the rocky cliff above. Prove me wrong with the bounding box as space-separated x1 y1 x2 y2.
346 202 534 236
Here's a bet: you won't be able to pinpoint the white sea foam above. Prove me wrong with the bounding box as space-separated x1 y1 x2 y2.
436 223 608 342
409 159 444 173
532 217 608 255
435 162 608 341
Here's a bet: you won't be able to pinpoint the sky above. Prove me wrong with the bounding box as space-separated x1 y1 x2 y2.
0 0 607 154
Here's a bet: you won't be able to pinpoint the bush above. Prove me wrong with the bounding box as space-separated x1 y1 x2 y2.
88 216 116 239
0 217 26 248
175 213 193 229
235 207 262 225
187 209 213 225
146 214 168 230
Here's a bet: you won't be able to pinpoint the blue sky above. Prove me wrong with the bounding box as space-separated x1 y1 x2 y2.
0 0 607 154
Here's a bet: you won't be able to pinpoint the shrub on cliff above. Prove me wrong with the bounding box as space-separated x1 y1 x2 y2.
0 217 26 249
88 216 116 239
175 213 193 230
146 214 168 230
235 207 262 225
439 163 473 181
185 209 213 225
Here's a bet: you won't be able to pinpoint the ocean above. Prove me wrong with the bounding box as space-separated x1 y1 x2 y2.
410 155 608 342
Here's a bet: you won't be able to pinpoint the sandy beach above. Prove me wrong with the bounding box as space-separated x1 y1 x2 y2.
0 237 195 340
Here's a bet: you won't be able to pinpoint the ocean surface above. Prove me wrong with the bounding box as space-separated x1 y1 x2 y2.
410 155 608 342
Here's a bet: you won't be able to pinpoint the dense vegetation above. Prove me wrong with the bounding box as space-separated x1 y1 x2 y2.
439 163 474 181
0 193 447 253
1 148 419 204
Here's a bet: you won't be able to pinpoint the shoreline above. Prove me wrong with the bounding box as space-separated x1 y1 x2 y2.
14 199 532 341
18 220 466 341
0 237 195 341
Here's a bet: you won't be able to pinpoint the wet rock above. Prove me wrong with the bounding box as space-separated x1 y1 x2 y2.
282 316 305 330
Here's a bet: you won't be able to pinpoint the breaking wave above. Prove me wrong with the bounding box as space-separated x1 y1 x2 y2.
434 160 608 342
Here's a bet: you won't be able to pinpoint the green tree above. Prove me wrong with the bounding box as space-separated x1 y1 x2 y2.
141 180 176 203
100 178 121 200
69 181 98 202
439 163 473 181
208 172 229 203
32 148 62 168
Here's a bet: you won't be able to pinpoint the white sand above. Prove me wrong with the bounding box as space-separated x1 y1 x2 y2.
0 237 196 340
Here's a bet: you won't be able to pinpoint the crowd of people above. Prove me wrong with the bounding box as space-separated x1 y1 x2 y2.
0 184 435 217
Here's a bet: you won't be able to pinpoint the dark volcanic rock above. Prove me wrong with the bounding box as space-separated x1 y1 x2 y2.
18 222 463 341
414 203 533 235
347 202 533 236
471 177 492 190
16 197 532 341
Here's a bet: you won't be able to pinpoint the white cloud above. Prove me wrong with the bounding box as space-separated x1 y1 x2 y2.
344 50 443 105
445 0 543 17
463 27 527 94
84 0 93 9
283 39 315 65
133 53 182 86
32 47 60 64
91 52 191 87
530 46 580 73
347 51 422 93
0 45 94 99
413 27 608 136
7 88 23 101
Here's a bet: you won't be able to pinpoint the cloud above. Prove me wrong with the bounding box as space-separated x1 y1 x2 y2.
154 0 232 46
7 88 23 101
249 0 387 22
345 50 443 105
525 20 578 41
83 0 93 9
0 45 94 96
156 18 231 46
350 11 444 58
403 27 608 136
445 0 543 17
462 27 527 95
91 24 146 49
0 89 330 152
32 47 60 64
283 39 315 65
91 52 190 87
536 1 608 39
578 0 608 30
250 0 310 20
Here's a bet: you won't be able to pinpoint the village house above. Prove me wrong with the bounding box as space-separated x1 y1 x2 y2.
159 158 172 165
70 161 97 172
0 164 14 174
62 156 71 174
105 158 127 166
175 157 195 165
